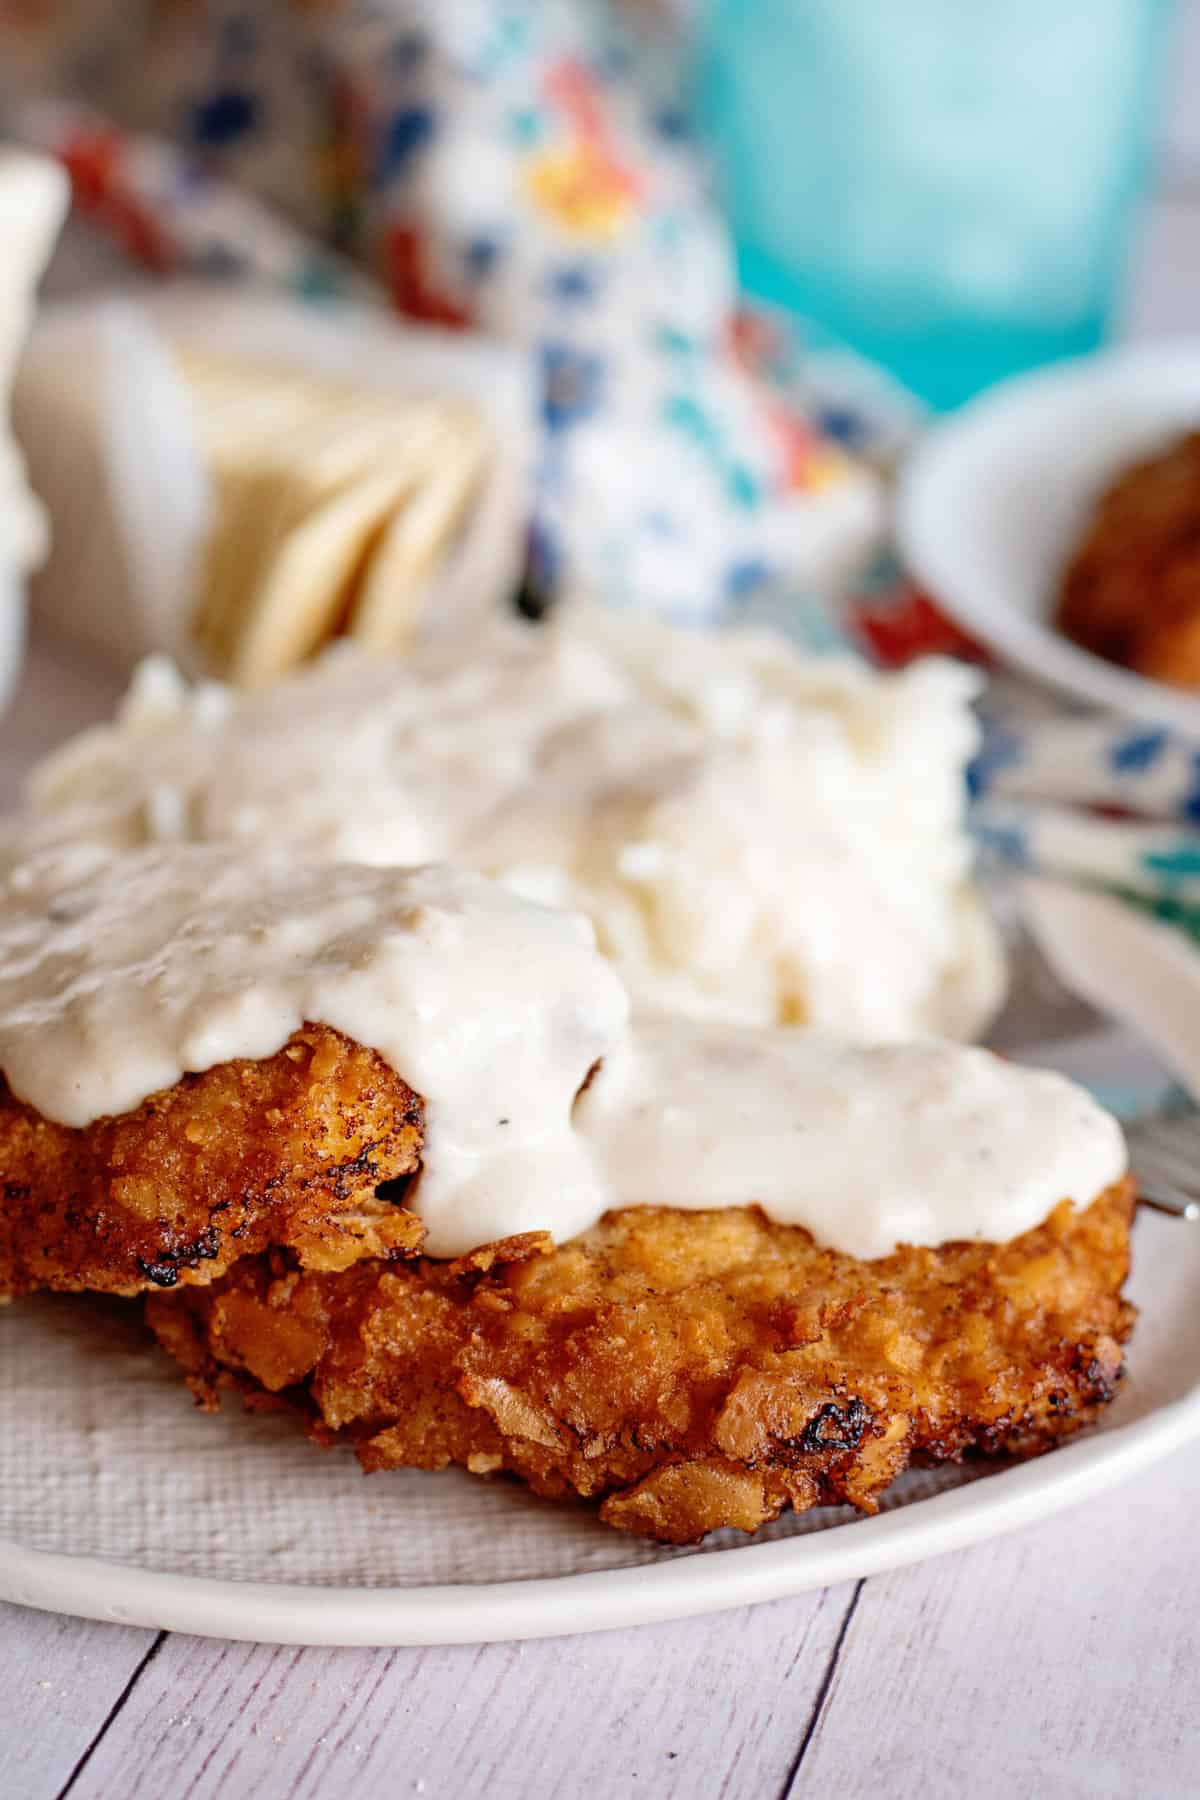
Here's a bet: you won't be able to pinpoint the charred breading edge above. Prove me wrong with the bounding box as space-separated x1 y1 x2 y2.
147 1180 1136 1545
0 1025 424 1300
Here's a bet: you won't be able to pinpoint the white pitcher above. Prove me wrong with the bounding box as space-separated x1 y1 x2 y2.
0 148 67 706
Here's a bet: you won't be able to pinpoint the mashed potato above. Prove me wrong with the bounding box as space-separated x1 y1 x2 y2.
25 605 1004 1041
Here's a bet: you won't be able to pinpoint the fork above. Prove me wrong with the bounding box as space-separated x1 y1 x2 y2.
989 868 1200 1221
1125 1110 1200 1220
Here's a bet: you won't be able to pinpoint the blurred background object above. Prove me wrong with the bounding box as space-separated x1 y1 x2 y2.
0 0 885 666
6 1 1200 965
697 0 1177 409
2 0 1200 690
15 289 530 678
0 148 67 576
0 147 67 706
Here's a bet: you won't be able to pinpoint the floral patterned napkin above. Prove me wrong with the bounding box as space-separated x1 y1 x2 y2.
2 0 883 623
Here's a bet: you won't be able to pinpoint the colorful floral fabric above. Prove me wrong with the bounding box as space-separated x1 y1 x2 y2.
2 0 883 624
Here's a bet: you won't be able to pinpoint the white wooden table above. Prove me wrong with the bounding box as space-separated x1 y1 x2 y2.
7 19 1200 1795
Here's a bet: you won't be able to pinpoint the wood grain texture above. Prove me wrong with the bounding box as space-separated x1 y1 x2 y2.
793 1441 1200 1800
0 1603 156 1799
58 1586 855 1800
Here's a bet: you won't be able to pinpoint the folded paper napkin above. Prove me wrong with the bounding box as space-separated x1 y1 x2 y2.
3 0 882 626
15 287 535 678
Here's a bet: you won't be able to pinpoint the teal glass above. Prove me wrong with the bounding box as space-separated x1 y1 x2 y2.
697 0 1175 409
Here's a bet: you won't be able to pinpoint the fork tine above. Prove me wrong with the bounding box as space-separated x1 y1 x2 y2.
1125 1110 1200 1218
1137 1183 1200 1221
1012 881 1200 1221
1131 1150 1200 1193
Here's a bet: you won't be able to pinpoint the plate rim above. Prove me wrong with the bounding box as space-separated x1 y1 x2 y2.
10 342 1198 1638
2 1381 1196 1646
895 339 1200 736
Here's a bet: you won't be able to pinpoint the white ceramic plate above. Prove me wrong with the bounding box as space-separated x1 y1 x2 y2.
896 342 1200 734
0 1204 1195 1647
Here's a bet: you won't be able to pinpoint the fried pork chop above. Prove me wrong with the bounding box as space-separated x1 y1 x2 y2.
148 1181 1136 1544
0 1025 423 1299
1057 432 1200 687
0 988 1136 1544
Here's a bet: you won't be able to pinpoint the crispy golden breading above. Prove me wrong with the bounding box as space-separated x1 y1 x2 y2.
0 1025 424 1299
148 1181 1136 1544
1057 433 1200 688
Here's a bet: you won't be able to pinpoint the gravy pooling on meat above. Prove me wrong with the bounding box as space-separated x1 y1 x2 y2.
0 848 1126 1259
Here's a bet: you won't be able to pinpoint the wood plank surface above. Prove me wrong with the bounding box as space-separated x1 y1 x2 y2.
56 1587 855 1800
0 1605 157 1799
795 1442 1200 1800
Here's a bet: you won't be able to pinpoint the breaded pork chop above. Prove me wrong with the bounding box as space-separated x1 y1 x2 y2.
148 1181 1136 1543
1057 432 1200 687
0 1025 423 1299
